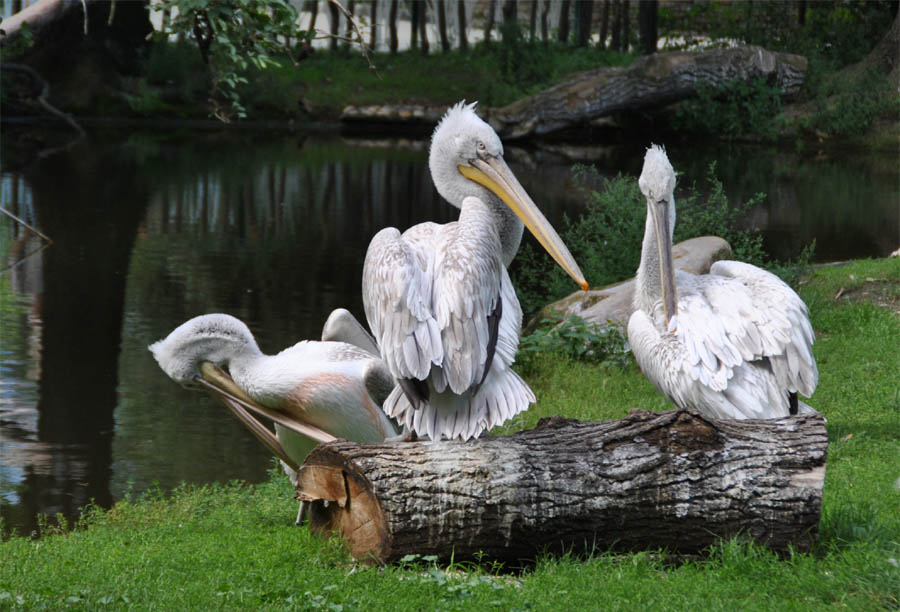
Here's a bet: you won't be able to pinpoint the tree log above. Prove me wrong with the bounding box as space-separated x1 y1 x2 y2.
296 409 827 565
489 45 808 139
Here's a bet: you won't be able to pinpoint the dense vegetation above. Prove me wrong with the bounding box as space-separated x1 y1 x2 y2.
1 258 897 611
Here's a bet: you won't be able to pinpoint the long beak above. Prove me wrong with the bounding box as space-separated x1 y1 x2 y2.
460 155 589 291
648 197 678 327
195 362 337 469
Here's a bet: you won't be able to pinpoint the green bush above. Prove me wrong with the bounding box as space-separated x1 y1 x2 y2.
518 313 631 371
673 77 783 141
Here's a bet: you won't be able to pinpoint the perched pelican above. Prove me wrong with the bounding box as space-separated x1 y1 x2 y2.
149 312 398 520
627 145 819 419
363 101 588 441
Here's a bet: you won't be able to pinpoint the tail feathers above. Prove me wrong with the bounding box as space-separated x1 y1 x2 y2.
382 368 535 441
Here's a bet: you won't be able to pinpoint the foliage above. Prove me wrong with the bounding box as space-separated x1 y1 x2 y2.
801 68 896 138
512 162 769 316
673 77 783 141
0 260 898 610
518 313 630 371
151 0 307 120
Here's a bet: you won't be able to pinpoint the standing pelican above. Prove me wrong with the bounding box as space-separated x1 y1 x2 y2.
149 312 398 519
627 145 818 419
363 101 588 441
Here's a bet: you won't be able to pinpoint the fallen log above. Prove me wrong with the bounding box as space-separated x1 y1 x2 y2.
296 409 827 565
490 45 808 139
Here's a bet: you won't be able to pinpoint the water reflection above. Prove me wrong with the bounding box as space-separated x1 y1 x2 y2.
1 130 897 537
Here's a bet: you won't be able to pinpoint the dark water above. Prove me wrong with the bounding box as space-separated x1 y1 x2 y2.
1 128 897 536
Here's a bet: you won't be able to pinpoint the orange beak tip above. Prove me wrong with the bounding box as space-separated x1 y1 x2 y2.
580 281 590 292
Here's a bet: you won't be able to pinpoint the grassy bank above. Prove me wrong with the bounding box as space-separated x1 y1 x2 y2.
1 258 897 611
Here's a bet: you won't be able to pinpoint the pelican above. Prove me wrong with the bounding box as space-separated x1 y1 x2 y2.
627 145 819 419
149 311 398 521
363 101 588 441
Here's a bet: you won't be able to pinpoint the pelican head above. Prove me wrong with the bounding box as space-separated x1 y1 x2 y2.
639 145 678 325
148 313 260 389
428 101 588 290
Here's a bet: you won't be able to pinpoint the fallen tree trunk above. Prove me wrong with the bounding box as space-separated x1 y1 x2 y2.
296 409 827 565
490 45 808 139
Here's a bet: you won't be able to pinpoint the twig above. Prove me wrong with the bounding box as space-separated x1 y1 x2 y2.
0 206 52 243
1 62 86 156
324 0 381 79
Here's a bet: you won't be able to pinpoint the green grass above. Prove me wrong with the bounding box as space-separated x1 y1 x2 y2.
1 259 898 611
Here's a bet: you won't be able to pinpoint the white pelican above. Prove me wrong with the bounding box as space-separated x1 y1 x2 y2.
363 101 588 441
627 145 819 419
149 312 398 520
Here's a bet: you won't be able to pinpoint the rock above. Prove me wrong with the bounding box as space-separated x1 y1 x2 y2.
530 236 732 330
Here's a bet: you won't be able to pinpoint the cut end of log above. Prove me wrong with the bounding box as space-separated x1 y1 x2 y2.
296 449 391 563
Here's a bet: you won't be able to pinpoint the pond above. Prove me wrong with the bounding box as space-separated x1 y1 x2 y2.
1 127 897 536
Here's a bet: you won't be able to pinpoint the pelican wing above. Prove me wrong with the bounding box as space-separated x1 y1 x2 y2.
629 310 786 419
321 308 380 356
363 225 443 381
708 261 818 396
433 219 504 394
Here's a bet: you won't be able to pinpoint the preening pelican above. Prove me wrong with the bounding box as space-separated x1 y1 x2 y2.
149 312 398 520
363 101 588 441
627 145 818 419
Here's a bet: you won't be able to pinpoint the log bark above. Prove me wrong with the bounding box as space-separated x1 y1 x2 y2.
296 409 827 565
489 44 808 139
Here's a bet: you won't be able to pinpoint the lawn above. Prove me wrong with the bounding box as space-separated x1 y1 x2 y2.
1 259 897 611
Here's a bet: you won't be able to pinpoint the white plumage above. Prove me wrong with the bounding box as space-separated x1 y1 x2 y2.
363 101 587 440
149 312 398 469
627 145 819 419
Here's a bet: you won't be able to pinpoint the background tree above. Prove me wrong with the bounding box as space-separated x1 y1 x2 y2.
437 0 450 53
485 0 497 45
558 0 571 42
638 0 657 54
622 0 630 51
610 0 621 50
457 0 468 50
418 0 429 54
576 0 594 47
369 0 377 49
599 0 610 49
389 0 399 53
541 0 550 42
328 0 339 49
410 0 420 50
529 0 537 41
344 0 355 48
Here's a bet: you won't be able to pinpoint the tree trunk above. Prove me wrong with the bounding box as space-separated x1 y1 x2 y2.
529 0 537 42
410 0 420 50
416 0 430 55
437 0 450 52
638 0 657 55
309 0 319 32
344 0 356 47
329 1 340 49
297 410 827 565
389 0 399 53
490 44 808 139
457 0 468 50
621 0 630 52
419 0 430 54
599 0 609 49
610 0 621 50
484 0 497 45
369 0 377 49
540 0 549 43
557 0 571 42
575 0 593 47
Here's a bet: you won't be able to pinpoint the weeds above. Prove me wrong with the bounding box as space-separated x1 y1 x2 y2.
518 313 630 371
673 77 783 141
